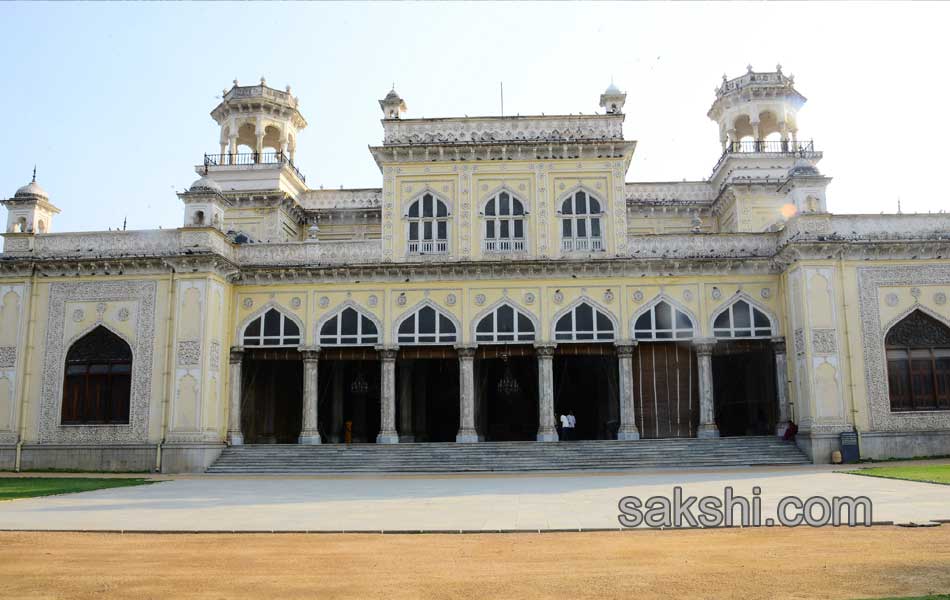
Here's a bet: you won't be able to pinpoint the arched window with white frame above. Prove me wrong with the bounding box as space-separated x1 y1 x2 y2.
559 189 604 252
554 302 615 342
634 301 695 340
475 303 535 343
406 192 450 255
483 191 526 253
397 305 457 345
243 308 301 347
713 299 772 339
319 307 379 346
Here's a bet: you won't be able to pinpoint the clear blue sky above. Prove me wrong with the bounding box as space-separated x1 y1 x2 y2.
2 2 948 232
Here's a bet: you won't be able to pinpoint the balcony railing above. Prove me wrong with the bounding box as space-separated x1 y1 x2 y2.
203 151 306 183
725 139 814 154
408 239 449 255
483 238 526 253
561 237 604 252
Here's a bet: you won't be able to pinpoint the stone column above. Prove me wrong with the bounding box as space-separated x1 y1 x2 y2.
228 135 237 164
772 336 791 437
376 347 399 444
615 341 640 441
331 362 344 443
299 348 321 445
398 361 414 442
693 338 719 438
456 346 479 443
227 347 244 445
535 344 559 442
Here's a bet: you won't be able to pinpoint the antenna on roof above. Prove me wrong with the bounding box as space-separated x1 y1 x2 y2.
500 82 504 117
897 198 902 215
123 216 127 231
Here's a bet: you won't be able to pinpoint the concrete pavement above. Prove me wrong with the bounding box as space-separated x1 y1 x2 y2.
1 465 948 532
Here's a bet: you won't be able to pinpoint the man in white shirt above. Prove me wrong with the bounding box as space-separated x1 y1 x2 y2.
567 411 577 440
560 413 571 441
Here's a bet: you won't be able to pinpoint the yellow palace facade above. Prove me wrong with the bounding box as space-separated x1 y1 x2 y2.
2 67 949 472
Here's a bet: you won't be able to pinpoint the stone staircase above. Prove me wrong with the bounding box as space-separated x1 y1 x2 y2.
206 437 811 474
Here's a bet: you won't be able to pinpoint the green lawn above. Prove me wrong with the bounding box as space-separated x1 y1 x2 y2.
846 464 950 486
858 596 950 600
0 477 154 501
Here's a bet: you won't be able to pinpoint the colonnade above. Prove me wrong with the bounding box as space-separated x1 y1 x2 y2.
225 337 791 446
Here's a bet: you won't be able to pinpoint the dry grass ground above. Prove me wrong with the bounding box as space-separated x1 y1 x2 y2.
0 527 948 600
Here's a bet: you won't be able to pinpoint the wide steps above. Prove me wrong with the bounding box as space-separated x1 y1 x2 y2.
207 437 810 474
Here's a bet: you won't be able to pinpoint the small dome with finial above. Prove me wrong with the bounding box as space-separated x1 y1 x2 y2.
15 168 48 199
788 158 820 177
189 176 222 193
604 81 621 95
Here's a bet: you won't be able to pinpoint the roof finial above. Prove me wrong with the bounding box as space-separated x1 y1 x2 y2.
31 165 36 183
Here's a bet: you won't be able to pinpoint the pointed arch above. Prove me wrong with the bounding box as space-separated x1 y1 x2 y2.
551 297 618 342
710 292 778 339
557 186 605 253
405 190 451 255
630 294 698 341
239 303 304 347
884 307 950 412
316 300 382 346
883 303 950 339
471 298 539 344
481 186 528 253
393 299 460 345
61 324 133 425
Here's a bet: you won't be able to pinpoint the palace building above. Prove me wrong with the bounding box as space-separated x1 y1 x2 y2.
2 66 949 473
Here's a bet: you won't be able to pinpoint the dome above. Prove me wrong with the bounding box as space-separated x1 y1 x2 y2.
788 158 820 177
384 88 402 101
604 82 622 95
15 180 48 199
189 176 222 193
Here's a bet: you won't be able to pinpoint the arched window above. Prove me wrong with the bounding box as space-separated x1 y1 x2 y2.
483 191 526 253
634 301 695 340
559 190 604 252
475 304 535 343
397 305 457 344
886 310 950 411
555 302 614 342
243 308 301 347
713 299 772 338
61 326 132 425
407 193 449 254
319 307 379 346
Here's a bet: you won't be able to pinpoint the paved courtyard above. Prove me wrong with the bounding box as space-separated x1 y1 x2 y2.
2 465 949 532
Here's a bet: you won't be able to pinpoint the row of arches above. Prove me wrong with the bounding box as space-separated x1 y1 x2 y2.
240 296 779 348
403 188 606 255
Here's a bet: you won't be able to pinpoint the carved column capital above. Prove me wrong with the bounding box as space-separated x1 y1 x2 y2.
229 346 244 364
692 337 717 356
614 340 638 357
455 344 477 359
770 336 786 355
375 345 399 361
300 346 321 362
533 343 557 358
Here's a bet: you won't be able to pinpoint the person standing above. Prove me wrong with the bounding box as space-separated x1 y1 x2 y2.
560 413 571 441
567 411 577 441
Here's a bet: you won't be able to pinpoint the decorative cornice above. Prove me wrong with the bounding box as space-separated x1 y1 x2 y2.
381 114 625 146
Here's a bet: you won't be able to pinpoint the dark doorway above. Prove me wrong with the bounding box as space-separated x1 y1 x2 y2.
553 346 618 440
633 342 699 439
241 353 302 444
318 354 381 443
712 340 777 436
398 355 459 443
477 348 538 441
